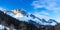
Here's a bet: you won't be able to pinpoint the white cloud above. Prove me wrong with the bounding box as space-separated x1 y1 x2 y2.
39 11 50 16
31 0 60 23
32 1 44 9
32 0 60 12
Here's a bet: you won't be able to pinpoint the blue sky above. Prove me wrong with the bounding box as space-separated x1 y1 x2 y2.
0 0 34 12
0 0 60 22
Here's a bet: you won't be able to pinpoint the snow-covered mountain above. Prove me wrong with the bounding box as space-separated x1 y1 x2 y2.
0 9 58 26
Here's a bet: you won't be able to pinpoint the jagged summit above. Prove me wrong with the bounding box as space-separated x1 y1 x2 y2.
0 9 58 26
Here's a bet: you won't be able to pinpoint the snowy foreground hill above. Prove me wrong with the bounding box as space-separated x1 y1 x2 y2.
0 9 58 26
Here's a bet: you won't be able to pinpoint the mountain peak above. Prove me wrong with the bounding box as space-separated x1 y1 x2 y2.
0 9 58 26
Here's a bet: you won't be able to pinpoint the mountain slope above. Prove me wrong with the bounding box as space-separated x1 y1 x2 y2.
0 9 58 26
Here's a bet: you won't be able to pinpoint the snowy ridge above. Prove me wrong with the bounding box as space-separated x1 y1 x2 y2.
0 9 58 26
